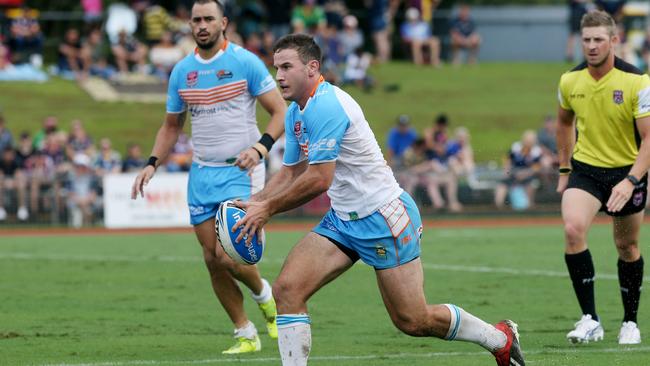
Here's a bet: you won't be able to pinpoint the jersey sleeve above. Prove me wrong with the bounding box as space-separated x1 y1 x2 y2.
166 63 186 113
557 75 572 111
634 74 650 119
306 106 349 164
243 50 276 97
282 110 306 166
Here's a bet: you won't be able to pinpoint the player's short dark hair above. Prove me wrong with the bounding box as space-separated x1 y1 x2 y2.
581 10 616 37
193 0 225 16
273 33 322 65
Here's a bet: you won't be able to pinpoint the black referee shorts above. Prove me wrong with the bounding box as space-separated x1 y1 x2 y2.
568 159 647 217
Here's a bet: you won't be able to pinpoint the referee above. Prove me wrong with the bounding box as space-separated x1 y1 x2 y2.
557 10 650 345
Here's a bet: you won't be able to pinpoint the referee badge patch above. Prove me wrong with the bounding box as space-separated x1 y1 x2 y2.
613 90 624 104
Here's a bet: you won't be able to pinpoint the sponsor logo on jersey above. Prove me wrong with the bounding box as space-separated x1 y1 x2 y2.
375 244 387 259
294 121 302 138
613 90 624 104
186 71 198 87
217 69 233 80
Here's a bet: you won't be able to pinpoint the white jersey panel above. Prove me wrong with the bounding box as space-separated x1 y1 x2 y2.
330 87 402 220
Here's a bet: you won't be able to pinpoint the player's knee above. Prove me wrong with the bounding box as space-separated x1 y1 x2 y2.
564 220 587 244
272 279 295 311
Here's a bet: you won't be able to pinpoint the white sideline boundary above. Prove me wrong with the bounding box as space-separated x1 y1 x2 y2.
2 252 649 283
38 346 650 366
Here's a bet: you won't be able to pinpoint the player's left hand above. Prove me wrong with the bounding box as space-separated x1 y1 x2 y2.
232 200 270 244
234 147 261 174
607 179 635 212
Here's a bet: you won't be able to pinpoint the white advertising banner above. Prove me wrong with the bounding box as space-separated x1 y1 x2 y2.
103 173 191 228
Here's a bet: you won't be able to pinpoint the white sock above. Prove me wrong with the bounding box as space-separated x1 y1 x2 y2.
234 320 258 340
251 278 273 304
277 314 311 366
443 304 507 352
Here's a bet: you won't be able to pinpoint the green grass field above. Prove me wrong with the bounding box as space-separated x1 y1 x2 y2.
2 223 649 366
0 62 568 163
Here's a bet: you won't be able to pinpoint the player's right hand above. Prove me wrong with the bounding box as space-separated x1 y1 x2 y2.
131 166 156 199
556 174 569 193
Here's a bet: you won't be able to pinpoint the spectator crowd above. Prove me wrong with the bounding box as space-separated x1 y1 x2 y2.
0 1 487 85
0 113 193 226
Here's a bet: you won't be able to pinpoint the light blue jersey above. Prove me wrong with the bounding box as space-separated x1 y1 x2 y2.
167 41 276 166
283 78 421 269
167 42 274 225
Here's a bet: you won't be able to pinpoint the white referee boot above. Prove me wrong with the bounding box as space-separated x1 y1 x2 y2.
567 314 604 344
618 321 641 345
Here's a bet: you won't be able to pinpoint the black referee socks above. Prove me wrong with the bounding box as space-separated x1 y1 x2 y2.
618 256 644 324
566 250 598 321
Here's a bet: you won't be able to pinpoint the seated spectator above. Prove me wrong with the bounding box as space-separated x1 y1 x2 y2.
81 28 117 80
427 140 463 213
494 130 543 210
536 115 558 172
57 28 86 80
343 48 374 90
111 29 149 74
149 31 184 81
449 4 481 65
7 8 43 67
386 114 417 170
0 114 14 153
447 126 475 181
165 132 192 172
400 7 440 67
94 137 122 176
423 113 449 154
15 132 33 171
0 34 47 82
338 15 363 61
398 138 461 212
0 147 29 221
122 142 145 172
43 132 69 169
66 119 95 161
292 0 327 34
24 150 56 216
33 116 59 151
67 153 100 228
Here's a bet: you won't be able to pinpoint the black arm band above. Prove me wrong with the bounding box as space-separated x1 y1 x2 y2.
558 167 572 174
147 156 158 168
258 133 275 152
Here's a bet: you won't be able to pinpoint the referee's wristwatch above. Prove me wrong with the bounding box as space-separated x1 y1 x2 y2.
626 174 641 188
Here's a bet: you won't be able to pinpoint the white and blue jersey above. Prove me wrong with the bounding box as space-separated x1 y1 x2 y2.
167 41 273 225
284 78 422 269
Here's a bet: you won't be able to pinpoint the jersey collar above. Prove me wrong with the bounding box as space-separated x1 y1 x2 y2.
193 40 229 64
299 75 325 113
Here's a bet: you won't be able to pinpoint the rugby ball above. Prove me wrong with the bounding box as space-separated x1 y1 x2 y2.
216 200 265 265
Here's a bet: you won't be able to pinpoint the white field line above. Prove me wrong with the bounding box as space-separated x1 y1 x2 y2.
2 252 649 283
36 346 650 366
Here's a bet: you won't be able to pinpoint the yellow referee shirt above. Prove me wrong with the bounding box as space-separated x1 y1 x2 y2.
558 57 650 168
